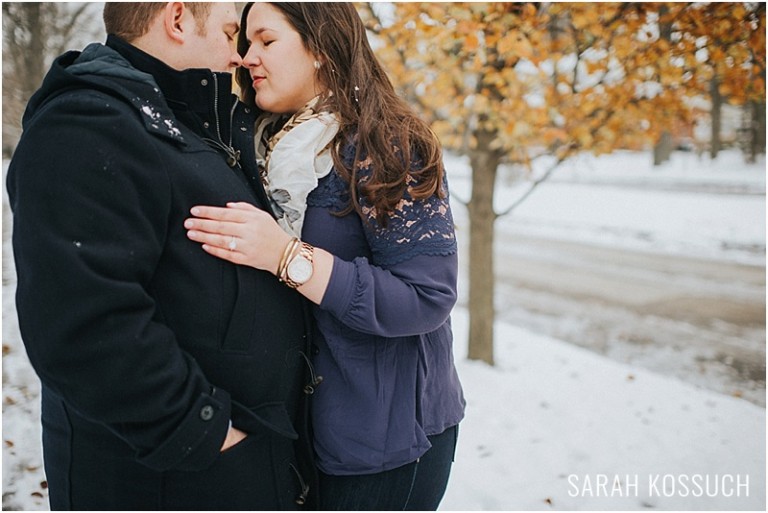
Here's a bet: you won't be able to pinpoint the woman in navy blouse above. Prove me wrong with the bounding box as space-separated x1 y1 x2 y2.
186 3 465 509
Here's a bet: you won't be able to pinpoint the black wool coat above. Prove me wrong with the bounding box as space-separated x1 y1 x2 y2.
7 36 317 510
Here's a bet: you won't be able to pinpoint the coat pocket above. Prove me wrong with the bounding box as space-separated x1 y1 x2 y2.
161 429 295 510
230 399 298 440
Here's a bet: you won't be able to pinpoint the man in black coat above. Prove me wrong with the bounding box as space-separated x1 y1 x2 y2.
6 3 317 509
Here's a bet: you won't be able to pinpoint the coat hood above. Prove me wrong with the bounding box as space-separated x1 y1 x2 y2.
23 40 185 144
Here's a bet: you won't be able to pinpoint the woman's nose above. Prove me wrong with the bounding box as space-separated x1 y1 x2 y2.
242 46 260 68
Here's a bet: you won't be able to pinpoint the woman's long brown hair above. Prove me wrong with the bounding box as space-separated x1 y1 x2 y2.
237 2 445 226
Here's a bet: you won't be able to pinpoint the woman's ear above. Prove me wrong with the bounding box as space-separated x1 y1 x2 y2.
313 54 327 70
163 2 187 44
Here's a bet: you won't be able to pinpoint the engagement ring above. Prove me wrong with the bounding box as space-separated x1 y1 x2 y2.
228 236 237 251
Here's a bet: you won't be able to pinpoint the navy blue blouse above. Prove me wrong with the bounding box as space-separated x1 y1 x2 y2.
301 145 466 475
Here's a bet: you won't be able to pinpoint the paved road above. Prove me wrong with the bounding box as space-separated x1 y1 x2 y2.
456 232 766 406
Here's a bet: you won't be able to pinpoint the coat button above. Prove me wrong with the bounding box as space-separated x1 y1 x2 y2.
200 405 215 421
201 78 209 86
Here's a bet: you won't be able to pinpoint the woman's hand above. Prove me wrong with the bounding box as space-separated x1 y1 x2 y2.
185 202 292 274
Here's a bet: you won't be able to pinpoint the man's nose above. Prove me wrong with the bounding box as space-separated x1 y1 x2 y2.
229 50 243 69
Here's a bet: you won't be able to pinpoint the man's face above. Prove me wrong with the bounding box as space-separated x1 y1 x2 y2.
184 3 241 73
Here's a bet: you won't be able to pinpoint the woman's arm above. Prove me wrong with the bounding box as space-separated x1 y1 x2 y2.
319 252 458 337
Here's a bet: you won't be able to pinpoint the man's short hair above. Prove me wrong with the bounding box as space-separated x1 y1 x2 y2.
103 2 213 42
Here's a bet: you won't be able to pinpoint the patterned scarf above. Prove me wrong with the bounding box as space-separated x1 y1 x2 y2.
256 95 326 187
253 95 340 237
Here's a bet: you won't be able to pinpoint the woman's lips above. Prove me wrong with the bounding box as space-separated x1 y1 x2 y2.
252 76 265 88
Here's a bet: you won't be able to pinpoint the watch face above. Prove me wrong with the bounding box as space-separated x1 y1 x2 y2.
287 256 313 283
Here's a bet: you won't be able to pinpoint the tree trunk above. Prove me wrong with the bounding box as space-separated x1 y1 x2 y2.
3 3 45 158
710 77 722 159
751 100 766 163
757 61 767 158
24 4 45 97
651 5 674 167
653 131 673 166
467 130 502 365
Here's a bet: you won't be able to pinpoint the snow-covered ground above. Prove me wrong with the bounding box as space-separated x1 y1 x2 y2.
2 150 765 510
443 309 765 511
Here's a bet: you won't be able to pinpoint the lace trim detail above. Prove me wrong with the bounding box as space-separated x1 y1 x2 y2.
307 168 349 210
307 143 457 267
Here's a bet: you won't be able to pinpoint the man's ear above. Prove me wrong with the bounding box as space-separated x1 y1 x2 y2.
163 2 187 44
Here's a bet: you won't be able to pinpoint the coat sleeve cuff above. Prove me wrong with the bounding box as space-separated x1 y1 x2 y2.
137 386 231 472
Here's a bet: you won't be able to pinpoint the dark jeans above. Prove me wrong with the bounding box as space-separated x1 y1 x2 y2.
319 425 459 511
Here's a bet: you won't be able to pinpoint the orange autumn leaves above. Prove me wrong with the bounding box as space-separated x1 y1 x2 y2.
362 2 765 162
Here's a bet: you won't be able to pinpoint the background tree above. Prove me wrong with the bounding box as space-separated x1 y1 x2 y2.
361 2 765 365
648 2 765 161
688 2 766 162
2 2 102 158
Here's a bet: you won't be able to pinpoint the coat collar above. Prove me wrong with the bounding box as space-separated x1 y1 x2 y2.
106 35 234 115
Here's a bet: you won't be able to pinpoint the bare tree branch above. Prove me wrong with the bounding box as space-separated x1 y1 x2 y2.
495 150 570 219
52 3 96 56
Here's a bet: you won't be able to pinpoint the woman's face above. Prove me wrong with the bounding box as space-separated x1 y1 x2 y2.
242 3 321 114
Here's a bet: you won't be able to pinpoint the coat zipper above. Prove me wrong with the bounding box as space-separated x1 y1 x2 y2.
202 74 241 168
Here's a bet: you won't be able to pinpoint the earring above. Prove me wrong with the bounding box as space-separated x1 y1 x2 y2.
314 60 322 70
353 85 360 104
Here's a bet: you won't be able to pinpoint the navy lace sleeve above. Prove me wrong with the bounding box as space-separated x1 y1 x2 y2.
359 176 457 267
316 143 458 267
